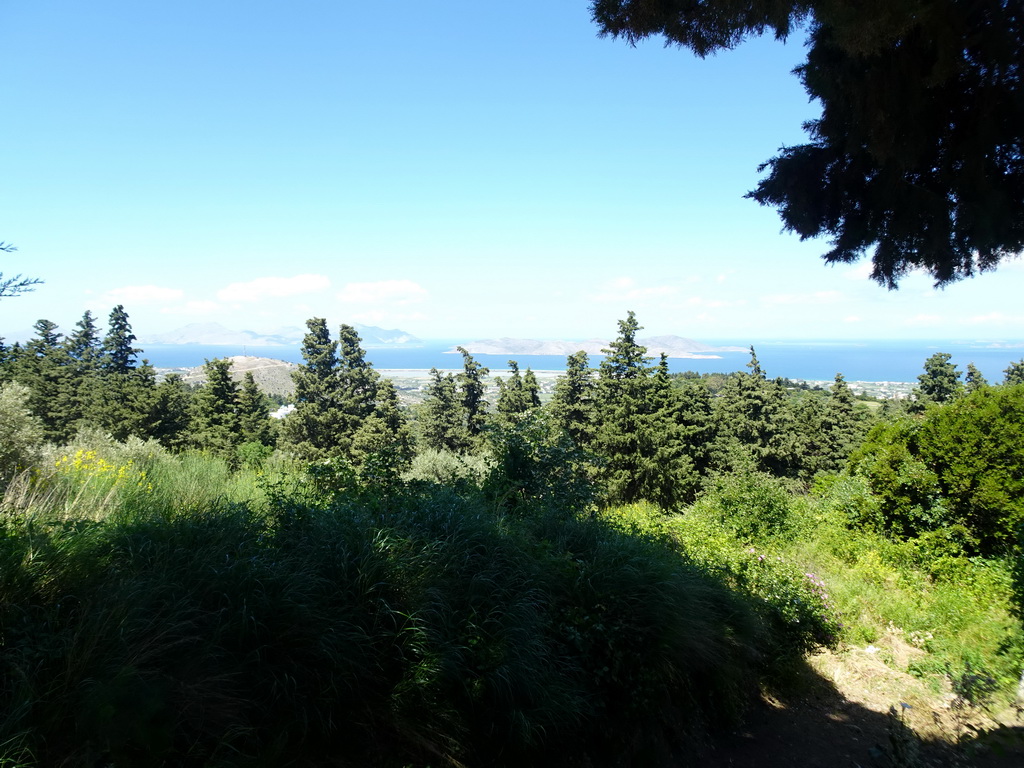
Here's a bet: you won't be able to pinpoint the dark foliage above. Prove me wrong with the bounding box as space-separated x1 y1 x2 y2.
591 1 1024 286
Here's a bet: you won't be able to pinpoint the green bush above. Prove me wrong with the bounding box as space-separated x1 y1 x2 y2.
483 410 597 513
849 387 1024 554
690 470 796 542
403 447 493 487
0 381 44 486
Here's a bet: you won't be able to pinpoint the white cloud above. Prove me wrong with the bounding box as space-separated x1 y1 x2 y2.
593 276 679 303
841 261 876 281
337 279 428 306
104 285 185 303
844 315 862 324
218 274 331 303
160 300 224 316
761 290 842 306
967 312 1024 326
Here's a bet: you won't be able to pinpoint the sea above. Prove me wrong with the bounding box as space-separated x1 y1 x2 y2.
140 339 1024 384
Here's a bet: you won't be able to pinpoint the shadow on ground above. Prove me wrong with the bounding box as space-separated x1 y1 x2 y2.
699 656 1024 768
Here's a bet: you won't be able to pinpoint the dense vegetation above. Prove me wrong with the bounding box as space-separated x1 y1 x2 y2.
2 310 1022 766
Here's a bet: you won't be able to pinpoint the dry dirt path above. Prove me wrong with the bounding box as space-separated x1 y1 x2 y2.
702 635 1024 767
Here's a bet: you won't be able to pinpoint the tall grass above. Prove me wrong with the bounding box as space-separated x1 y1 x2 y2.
0 449 830 767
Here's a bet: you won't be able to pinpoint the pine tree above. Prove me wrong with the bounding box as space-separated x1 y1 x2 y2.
819 373 865 473
592 1 1024 286
496 360 538 424
457 346 489 442
1003 360 1024 387
965 363 989 393
914 352 962 406
647 354 700 505
550 350 596 447
93 306 156 440
350 378 415 480
592 313 689 508
65 311 101 368
281 318 344 460
670 373 717 489
713 348 800 477
19 319 73 442
101 305 141 374
191 358 240 455
147 374 193 451
335 323 380 454
419 368 470 453
58 311 103 433
523 368 542 409
236 372 274 447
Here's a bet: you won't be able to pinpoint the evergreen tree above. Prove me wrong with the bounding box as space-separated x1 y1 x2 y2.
19 319 73 442
418 368 470 453
495 360 538 424
713 348 800 477
669 373 717 489
335 323 380 454
1003 359 1024 387
791 393 830 480
350 378 416 479
592 1 1024 286
58 311 103 433
914 352 962 406
64 311 101 368
457 346 489 441
147 374 193 451
592 313 688 508
191 358 240 455
647 353 700 505
965 363 989 393
97 361 157 442
819 373 865 473
236 372 274 447
281 318 344 460
101 305 141 374
550 350 596 447
93 306 156 440
523 368 542 409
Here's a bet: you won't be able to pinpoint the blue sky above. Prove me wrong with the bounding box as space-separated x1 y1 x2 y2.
3 1 1022 344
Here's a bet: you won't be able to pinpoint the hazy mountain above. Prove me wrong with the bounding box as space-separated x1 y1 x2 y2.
451 336 747 359
141 322 421 347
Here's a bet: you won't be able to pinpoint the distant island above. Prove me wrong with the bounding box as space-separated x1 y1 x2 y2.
448 336 748 359
140 322 421 347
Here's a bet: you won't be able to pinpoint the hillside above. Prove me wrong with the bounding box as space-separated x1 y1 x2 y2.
169 356 298 398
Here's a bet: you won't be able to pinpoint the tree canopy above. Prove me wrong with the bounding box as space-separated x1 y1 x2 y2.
590 0 1024 286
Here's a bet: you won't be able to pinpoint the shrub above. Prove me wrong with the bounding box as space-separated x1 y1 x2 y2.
403 448 493 487
849 387 1024 554
690 470 796 542
0 381 44 486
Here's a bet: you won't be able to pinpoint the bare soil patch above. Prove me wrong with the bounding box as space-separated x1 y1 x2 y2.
702 632 1024 767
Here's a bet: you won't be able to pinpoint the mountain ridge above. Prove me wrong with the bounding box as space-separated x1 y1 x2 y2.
140 322 421 347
